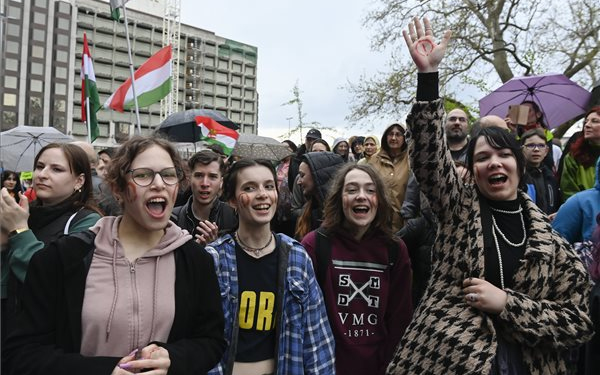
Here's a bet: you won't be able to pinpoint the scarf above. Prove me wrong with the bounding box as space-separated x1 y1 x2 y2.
28 192 84 233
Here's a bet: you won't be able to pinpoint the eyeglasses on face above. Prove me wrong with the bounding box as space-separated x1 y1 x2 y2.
523 143 547 150
127 167 182 186
448 116 467 122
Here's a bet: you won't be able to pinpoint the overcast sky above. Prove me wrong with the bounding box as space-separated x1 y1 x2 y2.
180 0 394 145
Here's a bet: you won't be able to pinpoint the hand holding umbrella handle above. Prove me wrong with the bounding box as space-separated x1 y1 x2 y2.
402 17 452 73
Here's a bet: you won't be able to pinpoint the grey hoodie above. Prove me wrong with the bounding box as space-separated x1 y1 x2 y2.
80 216 191 357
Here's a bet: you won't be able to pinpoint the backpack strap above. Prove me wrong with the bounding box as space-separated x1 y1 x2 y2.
315 228 331 289
64 208 94 234
387 239 399 267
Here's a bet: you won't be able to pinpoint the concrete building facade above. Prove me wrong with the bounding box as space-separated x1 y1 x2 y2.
0 0 259 146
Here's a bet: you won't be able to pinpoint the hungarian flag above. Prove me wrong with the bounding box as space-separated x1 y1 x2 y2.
109 0 130 21
104 45 172 112
196 116 239 156
81 32 100 142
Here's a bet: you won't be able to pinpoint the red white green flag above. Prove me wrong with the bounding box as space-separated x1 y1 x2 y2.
196 116 239 155
104 45 172 112
81 32 100 142
109 0 130 21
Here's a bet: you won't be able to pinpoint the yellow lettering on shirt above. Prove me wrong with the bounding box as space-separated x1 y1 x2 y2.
238 291 275 330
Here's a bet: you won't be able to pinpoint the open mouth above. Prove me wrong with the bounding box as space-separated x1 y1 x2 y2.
252 204 271 212
352 205 370 214
146 197 167 216
198 191 211 199
488 174 507 186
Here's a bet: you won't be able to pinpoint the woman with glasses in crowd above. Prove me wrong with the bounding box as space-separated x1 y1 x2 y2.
3 136 225 375
205 158 335 375
386 17 592 375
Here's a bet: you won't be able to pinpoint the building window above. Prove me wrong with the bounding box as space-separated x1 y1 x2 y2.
32 45 45 59
57 18 70 31
55 66 67 79
5 58 18 71
33 11 46 26
7 6 21 19
31 80 43 92
55 83 66 95
2 111 17 126
218 59 228 69
4 76 18 89
57 2 71 14
6 41 19 54
56 34 69 47
6 23 20 37
56 50 68 62
34 0 48 8
3 93 17 106
54 99 66 112
244 77 255 87
31 62 43 75
233 62 242 72
32 28 45 42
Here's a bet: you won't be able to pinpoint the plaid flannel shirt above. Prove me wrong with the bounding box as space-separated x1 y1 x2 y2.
205 233 335 375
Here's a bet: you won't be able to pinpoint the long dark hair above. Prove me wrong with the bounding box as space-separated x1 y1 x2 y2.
571 106 600 167
321 164 394 241
466 126 525 184
1 170 22 203
33 143 94 208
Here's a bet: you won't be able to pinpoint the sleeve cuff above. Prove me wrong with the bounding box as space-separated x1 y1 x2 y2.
416 72 439 101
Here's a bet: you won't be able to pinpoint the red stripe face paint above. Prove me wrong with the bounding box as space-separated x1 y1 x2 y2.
238 192 251 207
126 181 138 202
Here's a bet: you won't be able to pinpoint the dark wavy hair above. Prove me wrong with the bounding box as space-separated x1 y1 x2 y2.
310 138 331 152
466 126 525 184
223 158 278 203
33 143 94 208
321 163 394 240
105 135 183 194
1 170 22 203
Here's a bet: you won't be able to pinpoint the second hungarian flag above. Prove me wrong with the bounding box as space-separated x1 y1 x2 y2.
104 45 172 112
81 32 100 142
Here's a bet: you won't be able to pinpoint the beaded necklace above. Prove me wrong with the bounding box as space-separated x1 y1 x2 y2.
490 206 526 289
235 231 273 257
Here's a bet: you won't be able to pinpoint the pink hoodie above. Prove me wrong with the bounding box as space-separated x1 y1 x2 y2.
80 216 192 357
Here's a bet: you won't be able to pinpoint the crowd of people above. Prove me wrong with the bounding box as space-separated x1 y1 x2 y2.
1 16 600 375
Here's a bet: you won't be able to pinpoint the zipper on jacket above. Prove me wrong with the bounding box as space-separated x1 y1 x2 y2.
128 260 141 350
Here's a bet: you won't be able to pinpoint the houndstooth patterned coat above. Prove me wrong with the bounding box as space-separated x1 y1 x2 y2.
386 99 593 375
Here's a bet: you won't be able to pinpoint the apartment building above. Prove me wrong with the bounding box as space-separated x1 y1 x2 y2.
0 0 258 146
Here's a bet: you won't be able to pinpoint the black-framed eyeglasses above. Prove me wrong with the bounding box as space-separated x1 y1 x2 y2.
127 167 182 187
523 143 547 150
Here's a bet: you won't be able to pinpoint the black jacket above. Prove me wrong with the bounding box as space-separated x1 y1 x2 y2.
171 196 238 237
301 152 345 204
2 231 225 375
522 164 560 214
287 144 309 188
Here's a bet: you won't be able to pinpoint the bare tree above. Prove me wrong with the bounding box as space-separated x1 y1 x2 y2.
280 81 335 140
347 0 600 127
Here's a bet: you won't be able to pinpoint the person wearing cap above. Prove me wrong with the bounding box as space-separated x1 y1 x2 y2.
368 123 410 232
287 128 322 192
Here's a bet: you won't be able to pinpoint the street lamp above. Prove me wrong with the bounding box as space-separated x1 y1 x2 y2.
286 117 293 134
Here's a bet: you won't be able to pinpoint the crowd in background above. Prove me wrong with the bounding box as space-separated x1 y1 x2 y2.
1 16 600 375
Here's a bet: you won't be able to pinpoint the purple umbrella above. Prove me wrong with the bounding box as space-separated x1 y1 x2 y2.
479 73 591 129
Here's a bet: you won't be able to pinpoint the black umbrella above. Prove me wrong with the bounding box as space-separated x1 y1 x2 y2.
156 109 239 143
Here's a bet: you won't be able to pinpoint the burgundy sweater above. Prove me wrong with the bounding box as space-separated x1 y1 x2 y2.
302 229 413 375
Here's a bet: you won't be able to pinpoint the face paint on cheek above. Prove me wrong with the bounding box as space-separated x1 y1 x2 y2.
238 192 251 207
126 181 138 202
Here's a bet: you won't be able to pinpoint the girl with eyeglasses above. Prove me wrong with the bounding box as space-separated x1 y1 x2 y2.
520 129 560 215
3 136 225 375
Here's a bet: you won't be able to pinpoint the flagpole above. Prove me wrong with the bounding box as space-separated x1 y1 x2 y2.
85 96 92 143
121 4 142 135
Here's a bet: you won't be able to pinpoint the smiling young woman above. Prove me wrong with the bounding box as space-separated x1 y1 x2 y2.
205 158 335 375
1 143 101 342
301 163 412 375
385 17 593 375
3 136 225 375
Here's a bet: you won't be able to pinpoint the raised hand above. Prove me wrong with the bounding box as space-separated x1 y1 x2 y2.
0 188 29 232
402 17 451 73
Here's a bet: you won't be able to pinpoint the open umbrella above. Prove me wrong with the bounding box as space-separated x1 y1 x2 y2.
479 73 592 128
156 109 239 143
1 125 73 171
231 134 293 162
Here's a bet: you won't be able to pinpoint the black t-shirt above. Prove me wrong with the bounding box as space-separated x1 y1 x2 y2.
234 240 279 362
